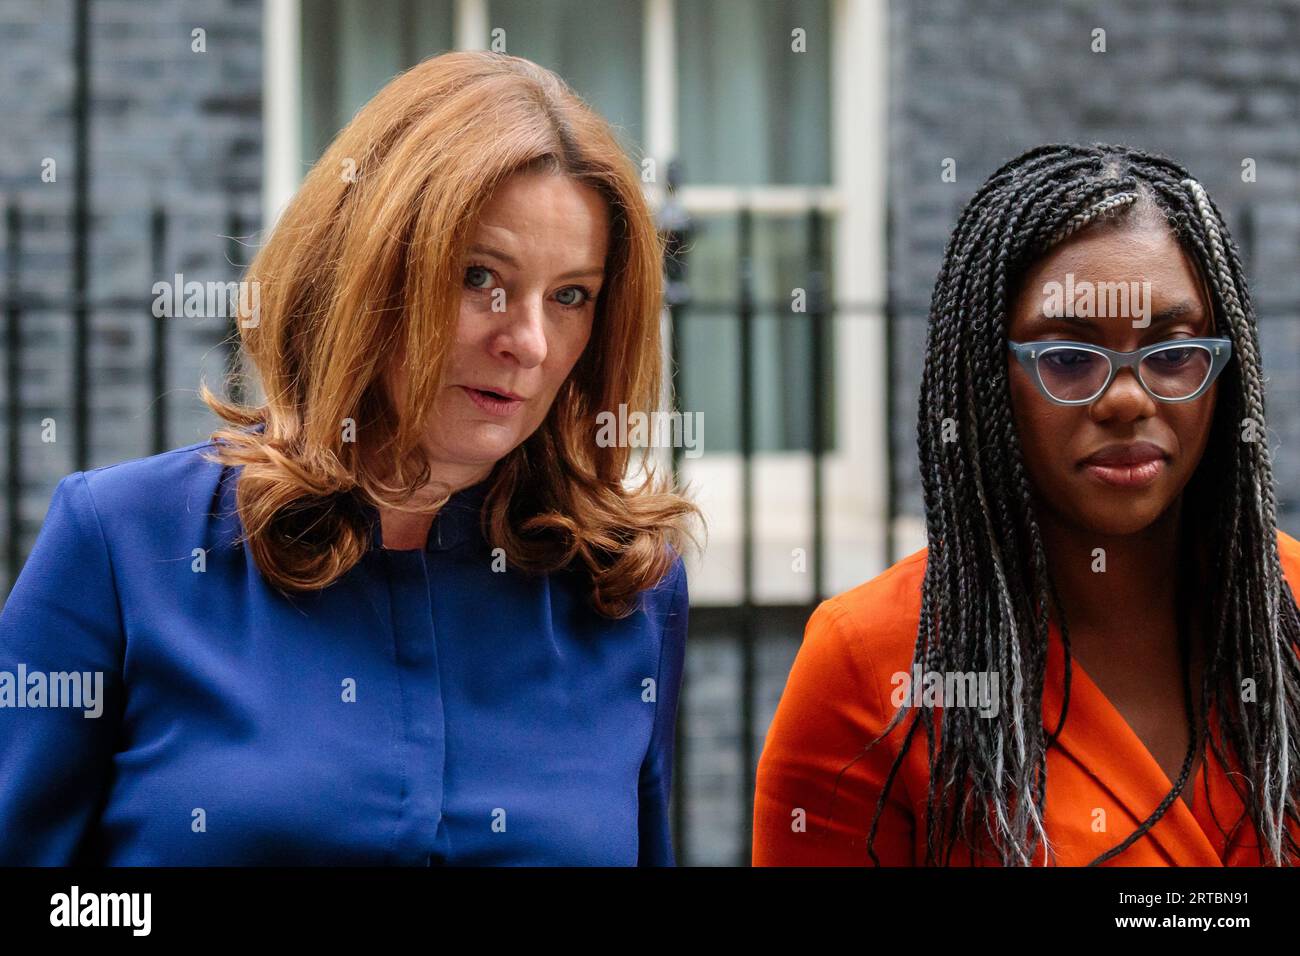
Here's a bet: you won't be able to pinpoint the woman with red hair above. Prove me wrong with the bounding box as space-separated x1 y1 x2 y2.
0 51 699 866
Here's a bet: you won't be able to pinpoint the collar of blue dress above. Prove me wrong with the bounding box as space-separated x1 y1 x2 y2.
237 419 493 555
359 478 492 553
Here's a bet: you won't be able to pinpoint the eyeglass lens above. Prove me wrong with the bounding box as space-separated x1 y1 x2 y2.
1037 344 1213 402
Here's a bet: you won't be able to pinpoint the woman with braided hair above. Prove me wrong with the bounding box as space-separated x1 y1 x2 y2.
753 143 1300 866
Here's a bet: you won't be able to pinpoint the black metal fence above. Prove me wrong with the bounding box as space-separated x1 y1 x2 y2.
1 200 251 587
660 193 887 865
3 188 1297 867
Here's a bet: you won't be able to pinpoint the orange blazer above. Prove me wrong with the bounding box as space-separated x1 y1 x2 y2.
753 530 1300 866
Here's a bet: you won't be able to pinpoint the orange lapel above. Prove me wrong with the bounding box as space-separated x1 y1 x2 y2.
1041 620 1223 866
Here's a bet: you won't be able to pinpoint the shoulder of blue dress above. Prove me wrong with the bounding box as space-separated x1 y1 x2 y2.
664 542 687 580
75 427 254 550
646 545 688 606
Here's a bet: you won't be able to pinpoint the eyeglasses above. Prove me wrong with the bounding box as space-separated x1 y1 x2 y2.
1007 337 1232 405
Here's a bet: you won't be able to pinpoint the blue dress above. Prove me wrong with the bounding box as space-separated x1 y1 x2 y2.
0 436 689 865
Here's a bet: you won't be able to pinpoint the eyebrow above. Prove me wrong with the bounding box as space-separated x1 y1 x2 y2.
1033 300 1204 329
467 244 605 282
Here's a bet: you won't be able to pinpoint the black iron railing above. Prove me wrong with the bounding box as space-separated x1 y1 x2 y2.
1 199 251 594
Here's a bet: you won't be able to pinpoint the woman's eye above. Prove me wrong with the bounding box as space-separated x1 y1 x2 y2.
465 265 494 290
1150 348 1192 367
1043 349 1096 371
554 286 591 308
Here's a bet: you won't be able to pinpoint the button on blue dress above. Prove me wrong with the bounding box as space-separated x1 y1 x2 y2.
0 436 689 865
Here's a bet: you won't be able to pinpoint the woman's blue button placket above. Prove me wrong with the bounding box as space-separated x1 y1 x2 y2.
380 547 448 866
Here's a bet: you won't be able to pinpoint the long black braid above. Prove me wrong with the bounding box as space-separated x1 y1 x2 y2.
862 143 1300 866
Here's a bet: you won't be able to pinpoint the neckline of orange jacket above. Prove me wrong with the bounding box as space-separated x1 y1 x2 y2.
751 530 1300 866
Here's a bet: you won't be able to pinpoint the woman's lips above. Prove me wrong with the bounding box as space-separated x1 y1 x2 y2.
1078 442 1168 488
1082 457 1166 488
460 386 523 417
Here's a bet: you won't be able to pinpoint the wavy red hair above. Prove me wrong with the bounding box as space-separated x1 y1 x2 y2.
200 50 700 616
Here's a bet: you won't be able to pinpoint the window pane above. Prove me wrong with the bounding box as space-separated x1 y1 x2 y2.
488 0 644 153
676 0 831 185
300 0 455 167
677 212 837 453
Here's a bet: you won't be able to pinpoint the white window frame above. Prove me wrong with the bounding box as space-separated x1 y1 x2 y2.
643 0 893 605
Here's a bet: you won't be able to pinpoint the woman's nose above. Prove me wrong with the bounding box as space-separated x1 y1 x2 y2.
492 295 548 367
1089 366 1156 422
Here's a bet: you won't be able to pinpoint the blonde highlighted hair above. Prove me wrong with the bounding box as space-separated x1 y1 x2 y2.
200 50 701 617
